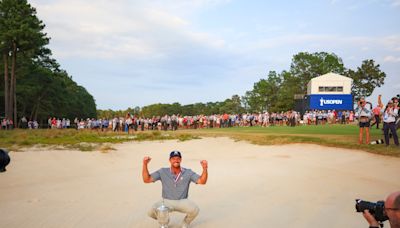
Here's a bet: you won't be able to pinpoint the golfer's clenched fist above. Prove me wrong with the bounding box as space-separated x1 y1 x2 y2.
143 156 151 165
200 160 208 169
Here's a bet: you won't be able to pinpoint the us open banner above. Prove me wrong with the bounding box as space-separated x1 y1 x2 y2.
308 94 353 110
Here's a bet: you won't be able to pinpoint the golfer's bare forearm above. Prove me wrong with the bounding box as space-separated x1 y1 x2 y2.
198 169 208 185
142 164 152 183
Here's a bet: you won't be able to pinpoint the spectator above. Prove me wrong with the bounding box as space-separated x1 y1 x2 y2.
381 100 399 146
355 98 372 144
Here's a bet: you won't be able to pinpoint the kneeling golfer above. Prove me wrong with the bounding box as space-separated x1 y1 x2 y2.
142 151 208 228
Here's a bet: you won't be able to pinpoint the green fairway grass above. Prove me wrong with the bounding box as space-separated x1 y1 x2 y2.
0 125 398 157
181 125 400 157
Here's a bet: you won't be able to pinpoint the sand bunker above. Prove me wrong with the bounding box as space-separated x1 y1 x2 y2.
1 137 399 228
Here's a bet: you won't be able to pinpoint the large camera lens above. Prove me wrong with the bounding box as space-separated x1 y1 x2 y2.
355 199 388 222
355 199 377 212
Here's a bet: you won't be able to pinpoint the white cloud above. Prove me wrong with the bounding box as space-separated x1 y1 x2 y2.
391 0 400 7
244 34 400 54
383 55 400 62
380 35 400 51
330 0 339 5
30 0 228 59
31 0 399 61
331 0 399 10
346 56 356 60
153 0 231 11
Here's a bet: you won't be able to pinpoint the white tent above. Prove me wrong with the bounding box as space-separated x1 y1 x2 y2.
307 72 352 95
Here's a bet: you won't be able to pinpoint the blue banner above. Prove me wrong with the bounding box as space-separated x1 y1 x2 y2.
308 94 353 110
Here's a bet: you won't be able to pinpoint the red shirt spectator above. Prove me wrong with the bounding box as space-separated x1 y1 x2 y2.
372 106 381 116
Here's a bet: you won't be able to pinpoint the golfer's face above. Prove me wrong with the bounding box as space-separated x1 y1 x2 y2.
169 156 181 168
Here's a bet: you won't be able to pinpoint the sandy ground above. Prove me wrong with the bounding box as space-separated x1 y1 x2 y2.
0 137 399 228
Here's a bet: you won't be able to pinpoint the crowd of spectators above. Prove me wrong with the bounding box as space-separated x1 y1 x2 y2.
5 104 394 133
0 109 359 132
1 118 14 130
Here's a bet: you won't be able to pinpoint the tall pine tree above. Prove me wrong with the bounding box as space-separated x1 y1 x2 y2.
0 0 49 126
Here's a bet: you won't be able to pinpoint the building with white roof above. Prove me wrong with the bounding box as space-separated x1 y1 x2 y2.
306 72 354 110
307 72 353 95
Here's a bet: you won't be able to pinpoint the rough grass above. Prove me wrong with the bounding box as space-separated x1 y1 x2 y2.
99 144 116 153
0 129 200 152
0 125 399 157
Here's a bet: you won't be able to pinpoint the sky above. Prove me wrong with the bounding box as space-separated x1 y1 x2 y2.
29 0 400 110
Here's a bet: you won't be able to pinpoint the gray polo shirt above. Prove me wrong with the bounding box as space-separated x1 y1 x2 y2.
151 167 200 200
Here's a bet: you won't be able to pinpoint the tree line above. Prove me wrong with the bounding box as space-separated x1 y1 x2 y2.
97 95 245 118
98 52 386 117
0 0 96 126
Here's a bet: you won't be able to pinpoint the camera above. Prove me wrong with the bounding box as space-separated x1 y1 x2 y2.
370 139 384 145
0 148 10 172
355 199 388 222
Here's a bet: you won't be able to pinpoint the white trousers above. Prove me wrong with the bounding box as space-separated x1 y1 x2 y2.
148 199 200 225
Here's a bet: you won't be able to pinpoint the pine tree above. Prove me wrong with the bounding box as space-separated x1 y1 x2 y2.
0 0 49 126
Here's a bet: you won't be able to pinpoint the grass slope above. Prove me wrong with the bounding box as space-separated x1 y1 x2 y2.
0 125 398 157
186 125 400 157
0 129 199 152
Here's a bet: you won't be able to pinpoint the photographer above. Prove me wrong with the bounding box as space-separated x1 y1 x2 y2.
381 99 399 146
362 191 400 228
355 97 372 144
393 97 400 131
